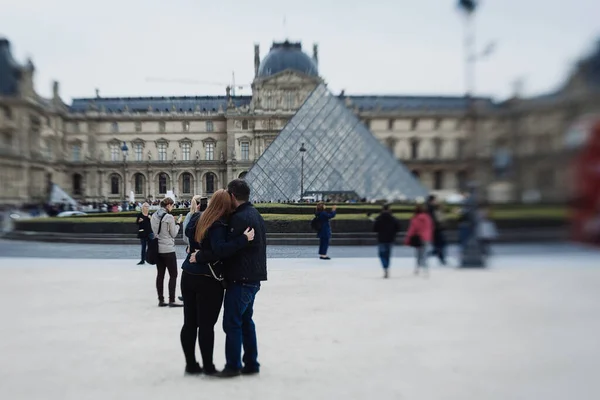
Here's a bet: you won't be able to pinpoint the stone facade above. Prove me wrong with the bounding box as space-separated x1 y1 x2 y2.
1 38 599 205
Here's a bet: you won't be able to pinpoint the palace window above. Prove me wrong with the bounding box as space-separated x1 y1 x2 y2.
241 142 250 161
158 173 168 194
111 122 119 133
134 173 144 195
110 144 120 161
110 175 120 194
183 121 190 132
182 142 191 161
135 122 142 132
242 120 249 130
134 144 143 161
205 142 215 161
159 121 166 132
72 144 81 162
158 143 167 161
206 121 214 132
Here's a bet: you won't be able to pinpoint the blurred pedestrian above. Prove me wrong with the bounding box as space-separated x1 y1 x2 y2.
426 195 447 265
151 197 184 307
314 202 337 260
405 204 434 276
476 205 498 257
135 202 152 265
373 204 401 278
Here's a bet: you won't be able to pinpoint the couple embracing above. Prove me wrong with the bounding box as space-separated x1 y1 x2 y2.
180 179 267 378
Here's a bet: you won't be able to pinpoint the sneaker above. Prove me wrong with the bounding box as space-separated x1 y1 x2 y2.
137 261 145 265
216 368 241 378
319 256 331 260
185 362 203 375
168 302 183 308
241 365 260 375
158 301 168 307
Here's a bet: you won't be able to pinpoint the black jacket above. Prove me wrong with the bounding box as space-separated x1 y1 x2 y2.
373 212 401 243
223 202 267 282
182 213 248 277
136 213 152 239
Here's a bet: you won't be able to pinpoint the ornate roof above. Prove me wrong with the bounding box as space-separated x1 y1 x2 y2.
69 96 252 113
0 38 22 96
257 41 318 78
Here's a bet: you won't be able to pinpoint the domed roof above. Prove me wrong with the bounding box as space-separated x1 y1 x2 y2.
257 41 318 78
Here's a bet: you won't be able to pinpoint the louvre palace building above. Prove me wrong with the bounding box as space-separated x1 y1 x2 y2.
0 37 599 205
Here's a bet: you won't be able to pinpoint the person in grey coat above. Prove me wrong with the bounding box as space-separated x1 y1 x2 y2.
151 197 184 307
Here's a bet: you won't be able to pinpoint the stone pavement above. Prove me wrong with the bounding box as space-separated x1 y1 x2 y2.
0 252 599 400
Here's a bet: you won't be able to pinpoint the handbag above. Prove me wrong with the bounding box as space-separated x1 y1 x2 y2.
409 234 422 248
207 260 228 289
146 214 166 265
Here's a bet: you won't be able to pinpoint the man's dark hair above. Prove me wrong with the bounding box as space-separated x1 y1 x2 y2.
227 179 251 202
427 195 436 203
382 203 390 212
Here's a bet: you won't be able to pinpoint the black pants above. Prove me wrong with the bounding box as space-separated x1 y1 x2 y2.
180 272 224 369
156 252 178 303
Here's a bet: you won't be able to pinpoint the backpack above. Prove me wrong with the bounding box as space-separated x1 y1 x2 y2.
146 213 166 265
310 215 322 232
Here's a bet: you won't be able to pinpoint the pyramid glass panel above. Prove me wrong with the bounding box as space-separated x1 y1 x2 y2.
245 84 428 202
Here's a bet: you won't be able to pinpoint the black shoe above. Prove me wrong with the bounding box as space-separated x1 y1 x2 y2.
216 368 241 378
137 261 145 265
178 296 184 302
158 301 168 307
168 302 183 308
203 366 219 376
185 362 203 375
319 256 331 260
241 366 260 375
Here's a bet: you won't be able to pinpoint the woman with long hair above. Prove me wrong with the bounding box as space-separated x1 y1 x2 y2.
404 204 433 276
180 189 255 375
314 202 337 260
135 202 152 265
150 197 184 307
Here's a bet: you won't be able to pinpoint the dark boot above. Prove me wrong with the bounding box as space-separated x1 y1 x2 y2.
241 365 260 375
216 368 241 378
185 362 202 375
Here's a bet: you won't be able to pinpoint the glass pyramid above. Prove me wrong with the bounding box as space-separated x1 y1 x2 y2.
245 84 429 202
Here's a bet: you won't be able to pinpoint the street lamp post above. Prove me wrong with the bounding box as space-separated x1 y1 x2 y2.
299 142 307 201
121 141 129 203
458 0 486 267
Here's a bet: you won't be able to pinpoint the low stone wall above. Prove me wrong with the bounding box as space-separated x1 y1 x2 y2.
14 218 567 235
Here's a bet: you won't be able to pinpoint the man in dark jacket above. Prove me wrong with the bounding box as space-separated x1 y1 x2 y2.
373 204 401 279
218 179 267 378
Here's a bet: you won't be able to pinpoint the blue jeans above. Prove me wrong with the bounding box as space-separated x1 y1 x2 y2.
458 224 471 251
378 243 392 269
223 282 261 371
140 237 149 262
319 236 330 256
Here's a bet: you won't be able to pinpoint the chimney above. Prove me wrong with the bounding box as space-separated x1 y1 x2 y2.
313 43 319 66
52 81 59 99
254 44 260 78
95 88 100 98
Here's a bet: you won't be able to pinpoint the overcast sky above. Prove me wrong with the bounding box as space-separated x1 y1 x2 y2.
1 0 598 103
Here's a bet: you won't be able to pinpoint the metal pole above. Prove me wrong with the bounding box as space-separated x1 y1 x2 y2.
301 153 304 200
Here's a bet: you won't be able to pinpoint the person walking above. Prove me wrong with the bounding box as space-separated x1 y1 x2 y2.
373 204 402 279
151 197 184 307
405 205 434 277
315 202 337 260
426 195 447 266
135 202 152 265
180 189 255 376
217 179 267 378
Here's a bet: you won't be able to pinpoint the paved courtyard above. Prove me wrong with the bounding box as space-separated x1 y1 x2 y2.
1 251 599 399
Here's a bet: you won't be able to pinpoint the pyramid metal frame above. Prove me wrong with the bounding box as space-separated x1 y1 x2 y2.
245 84 429 202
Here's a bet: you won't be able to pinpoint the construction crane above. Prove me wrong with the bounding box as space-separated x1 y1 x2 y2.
145 72 250 96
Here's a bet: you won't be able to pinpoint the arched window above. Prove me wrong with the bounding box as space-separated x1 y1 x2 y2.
182 173 192 194
72 174 83 196
134 173 144 195
206 173 216 194
158 173 168 194
110 175 120 195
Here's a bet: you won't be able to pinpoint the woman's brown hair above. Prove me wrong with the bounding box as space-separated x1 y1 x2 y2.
160 197 174 208
316 202 325 213
194 189 233 243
